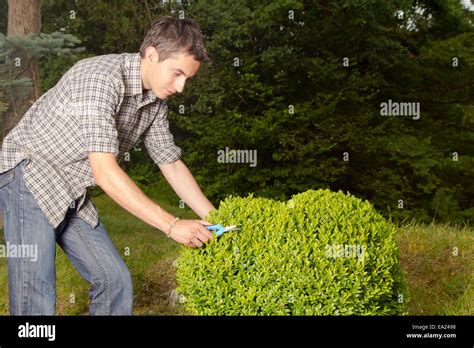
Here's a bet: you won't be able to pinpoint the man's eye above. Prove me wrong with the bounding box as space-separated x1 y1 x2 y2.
174 72 180 77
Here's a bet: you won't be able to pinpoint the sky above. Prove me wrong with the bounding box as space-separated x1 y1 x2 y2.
460 0 474 11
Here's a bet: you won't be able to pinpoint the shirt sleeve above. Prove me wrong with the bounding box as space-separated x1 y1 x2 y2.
73 73 122 156
143 102 182 164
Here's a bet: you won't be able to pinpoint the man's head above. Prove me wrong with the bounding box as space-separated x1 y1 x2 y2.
140 17 210 100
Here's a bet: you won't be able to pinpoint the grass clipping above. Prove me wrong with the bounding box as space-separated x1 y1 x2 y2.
176 189 408 315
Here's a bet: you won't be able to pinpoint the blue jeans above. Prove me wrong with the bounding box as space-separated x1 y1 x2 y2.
0 160 133 315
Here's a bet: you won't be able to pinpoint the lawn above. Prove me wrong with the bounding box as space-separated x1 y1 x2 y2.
394 218 473 315
0 179 472 315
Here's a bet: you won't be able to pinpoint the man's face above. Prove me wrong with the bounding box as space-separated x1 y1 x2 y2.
141 47 201 100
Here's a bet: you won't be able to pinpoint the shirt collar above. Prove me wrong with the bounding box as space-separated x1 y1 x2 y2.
124 53 158 106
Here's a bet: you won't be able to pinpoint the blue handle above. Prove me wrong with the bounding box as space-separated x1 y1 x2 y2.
205 224 226 237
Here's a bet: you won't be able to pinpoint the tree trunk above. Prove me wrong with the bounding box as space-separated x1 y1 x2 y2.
7 0 42 36
2 0 42 142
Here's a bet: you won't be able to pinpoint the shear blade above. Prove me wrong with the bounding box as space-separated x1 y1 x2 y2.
224 225 240 232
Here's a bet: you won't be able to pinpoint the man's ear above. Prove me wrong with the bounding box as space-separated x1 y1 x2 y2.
147 46 160 63
145 46 159 63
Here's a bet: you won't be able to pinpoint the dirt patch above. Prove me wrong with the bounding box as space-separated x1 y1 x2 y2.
133 257 186 315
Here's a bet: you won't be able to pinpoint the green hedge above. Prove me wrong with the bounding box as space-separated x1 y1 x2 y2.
175 189 408 315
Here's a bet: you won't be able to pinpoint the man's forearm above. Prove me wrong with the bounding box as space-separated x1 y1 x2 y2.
159 160 216 219
96 163 176 234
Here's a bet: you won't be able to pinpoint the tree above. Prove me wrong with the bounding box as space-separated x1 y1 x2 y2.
7 0 470 226
2 0 42 141
0 0 84 141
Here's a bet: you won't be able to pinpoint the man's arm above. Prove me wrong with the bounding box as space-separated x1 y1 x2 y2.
88 152 213 247
158 159 216 220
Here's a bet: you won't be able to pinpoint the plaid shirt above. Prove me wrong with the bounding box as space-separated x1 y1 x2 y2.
0 53 181 229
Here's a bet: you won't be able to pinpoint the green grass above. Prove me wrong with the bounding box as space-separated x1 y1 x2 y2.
0 180 472 315
394 218 473 315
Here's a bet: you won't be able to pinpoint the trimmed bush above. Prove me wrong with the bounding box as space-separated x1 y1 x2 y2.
175 189 408 315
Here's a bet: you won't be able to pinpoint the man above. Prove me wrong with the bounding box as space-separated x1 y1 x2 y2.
0 17 215 315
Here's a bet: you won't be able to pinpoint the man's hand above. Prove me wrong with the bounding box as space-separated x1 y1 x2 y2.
169 219 214 248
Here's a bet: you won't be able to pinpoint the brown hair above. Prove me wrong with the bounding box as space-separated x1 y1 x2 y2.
140 16 210 63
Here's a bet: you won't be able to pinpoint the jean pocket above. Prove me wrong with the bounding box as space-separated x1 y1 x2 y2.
0 168 15 189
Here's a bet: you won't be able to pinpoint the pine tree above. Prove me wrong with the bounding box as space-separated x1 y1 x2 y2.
0 7 84 141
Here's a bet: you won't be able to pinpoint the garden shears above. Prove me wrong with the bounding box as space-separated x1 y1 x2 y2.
205 224 241 237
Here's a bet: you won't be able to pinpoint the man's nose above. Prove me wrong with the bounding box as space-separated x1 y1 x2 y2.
175 78 187 93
